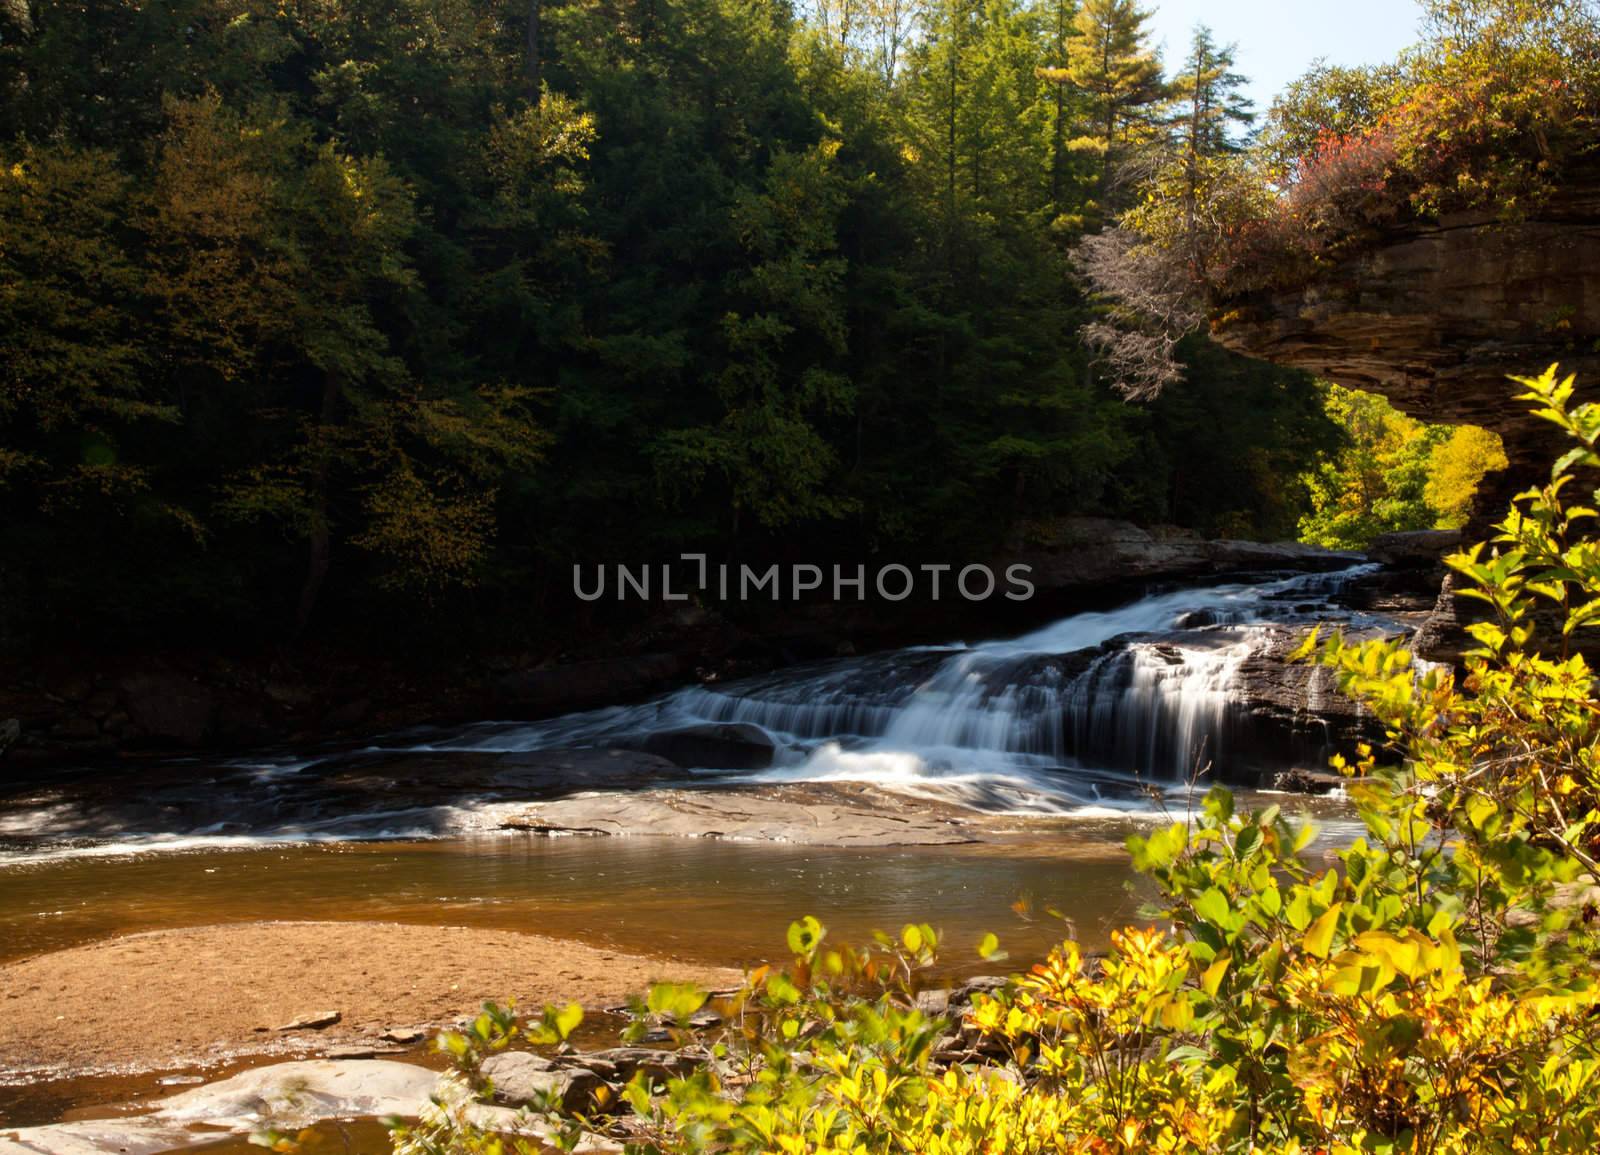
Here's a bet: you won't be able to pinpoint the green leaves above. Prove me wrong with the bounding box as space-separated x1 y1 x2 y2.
787 916 826 959
646 983 707 1023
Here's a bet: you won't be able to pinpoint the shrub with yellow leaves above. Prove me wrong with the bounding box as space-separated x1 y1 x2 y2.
375 368 1600 1155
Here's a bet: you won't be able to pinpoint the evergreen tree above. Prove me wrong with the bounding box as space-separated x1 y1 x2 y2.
1054 0 1164 211
1170 25 1254 161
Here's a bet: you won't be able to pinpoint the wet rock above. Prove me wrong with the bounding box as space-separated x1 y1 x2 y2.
639 723 776 771
481 1052 607 1112
1224 629 1384 783
1271 768 1346 795
953 975 1009 1001
381 1027 427 1045
1 717 19 756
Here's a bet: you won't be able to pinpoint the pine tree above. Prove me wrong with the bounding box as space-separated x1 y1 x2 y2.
1059 0 1163 209
1170 25 1254 162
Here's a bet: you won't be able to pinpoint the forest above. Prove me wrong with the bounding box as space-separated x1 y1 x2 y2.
0 0 1446 655
6 4 1600 1153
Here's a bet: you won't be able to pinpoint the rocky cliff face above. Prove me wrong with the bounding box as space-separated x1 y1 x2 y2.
1211 172 1600 659
1211 175 1600 468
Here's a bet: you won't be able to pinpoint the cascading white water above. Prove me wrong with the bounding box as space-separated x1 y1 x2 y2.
419 564 1389 813
0 564 1391 862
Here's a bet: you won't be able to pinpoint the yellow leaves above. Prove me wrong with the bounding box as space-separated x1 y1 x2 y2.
351 466 495 596
1301 903 1343 959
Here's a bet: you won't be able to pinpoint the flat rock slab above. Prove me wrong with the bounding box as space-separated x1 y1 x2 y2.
501 781 985 846
154 1059 442 1125
0 1060 625 1155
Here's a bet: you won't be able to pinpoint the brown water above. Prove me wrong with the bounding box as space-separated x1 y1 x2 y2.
0 827 1153 1129
0 828 1151 970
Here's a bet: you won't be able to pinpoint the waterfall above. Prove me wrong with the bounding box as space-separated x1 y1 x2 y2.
417 564 1390 813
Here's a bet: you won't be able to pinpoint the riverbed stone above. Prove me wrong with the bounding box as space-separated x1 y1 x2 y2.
153 1059 444 1125
638 722 776 770
481 1052 607 1111
502 781 984 846
574 1047 706 1085
0 1119 209 1155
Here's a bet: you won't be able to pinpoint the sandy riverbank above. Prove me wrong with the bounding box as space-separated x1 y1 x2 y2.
0 921 743 1078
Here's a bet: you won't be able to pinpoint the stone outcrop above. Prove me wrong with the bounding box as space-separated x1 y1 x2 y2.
1224 628 1385 782
1211 173 1600 659
1002 518 1361 590
1211 177 1600 461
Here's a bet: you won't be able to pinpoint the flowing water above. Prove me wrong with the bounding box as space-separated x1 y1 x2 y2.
400 563 1387 811
0 565 1390 1123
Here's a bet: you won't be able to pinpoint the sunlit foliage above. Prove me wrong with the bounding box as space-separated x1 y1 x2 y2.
1297 384 1506 549
382 370 1600 1152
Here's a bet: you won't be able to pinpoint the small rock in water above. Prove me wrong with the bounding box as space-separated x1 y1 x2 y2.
157 1074 206 1086
275 1010 341 1031
381 1027 427 1044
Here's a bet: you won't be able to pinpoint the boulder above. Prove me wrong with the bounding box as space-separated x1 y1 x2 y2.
571 1047 705 1085
0 717 18 756
639 722 776 770
480 1052 607 1112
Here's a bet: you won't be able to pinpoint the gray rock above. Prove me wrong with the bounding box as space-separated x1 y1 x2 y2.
576 1047 705 1085
639 723 776 770
503 781 983 846
274 1010 341 1031
481 1052 606 1112
154 1059 442 1125
1367 529 1463 567
0 717 18 756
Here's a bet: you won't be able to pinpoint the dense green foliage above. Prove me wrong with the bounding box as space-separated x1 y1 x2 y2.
0 0 1337 652
376 368 1600 1152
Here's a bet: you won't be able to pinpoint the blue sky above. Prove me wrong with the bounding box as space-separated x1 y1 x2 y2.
1145 0 1426 112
